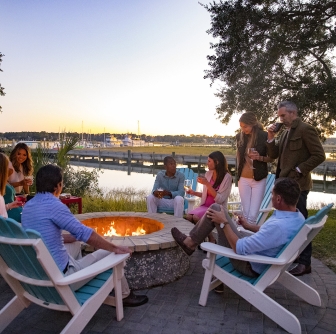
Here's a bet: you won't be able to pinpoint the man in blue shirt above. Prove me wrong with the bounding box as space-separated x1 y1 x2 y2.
172 178 305 278
22 164 148 307
147 156 185 217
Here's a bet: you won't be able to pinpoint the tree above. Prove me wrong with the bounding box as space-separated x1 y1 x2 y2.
0 52 5 113
202 0 336 139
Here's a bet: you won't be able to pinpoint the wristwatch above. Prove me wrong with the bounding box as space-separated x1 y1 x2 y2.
220 222 225 229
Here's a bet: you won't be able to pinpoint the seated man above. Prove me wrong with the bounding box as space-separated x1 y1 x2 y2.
172 178 305 279
146 156 185 218
21 164 148 307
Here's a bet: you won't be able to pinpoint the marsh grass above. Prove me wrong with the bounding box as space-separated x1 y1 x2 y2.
82 187 148 212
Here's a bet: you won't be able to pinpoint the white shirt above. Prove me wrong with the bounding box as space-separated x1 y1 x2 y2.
0 196 8 218
7 161 24 193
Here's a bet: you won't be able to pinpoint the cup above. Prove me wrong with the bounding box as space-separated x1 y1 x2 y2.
15 195 27 206
157 188 164 199
24 175 34 185
273 122 283 133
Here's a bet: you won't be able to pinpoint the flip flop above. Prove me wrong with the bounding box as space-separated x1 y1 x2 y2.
171 227 195 256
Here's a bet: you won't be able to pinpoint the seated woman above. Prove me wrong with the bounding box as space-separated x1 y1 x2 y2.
8 142 34 195
0 153 22 219
185 151 232 243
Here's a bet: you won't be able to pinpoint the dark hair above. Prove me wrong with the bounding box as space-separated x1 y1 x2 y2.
273 178 300 206
9 142 34 176
36 164 63 193
208 151 229 189
163 156 176 165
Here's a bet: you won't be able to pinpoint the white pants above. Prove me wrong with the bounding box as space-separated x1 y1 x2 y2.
64 241 130 296
238 177 266 224
146 194 184 218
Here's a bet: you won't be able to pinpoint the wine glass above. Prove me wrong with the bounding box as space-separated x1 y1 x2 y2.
247 148 256 169
184 179 192 198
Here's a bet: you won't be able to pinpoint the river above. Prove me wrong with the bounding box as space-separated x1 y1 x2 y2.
74 165 336 210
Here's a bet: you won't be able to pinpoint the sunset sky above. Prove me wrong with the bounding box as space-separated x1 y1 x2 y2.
0 0 241 136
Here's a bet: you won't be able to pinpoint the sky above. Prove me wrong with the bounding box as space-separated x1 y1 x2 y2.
0 0 241 137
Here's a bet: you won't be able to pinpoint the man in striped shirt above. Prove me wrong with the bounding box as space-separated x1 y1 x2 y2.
22 164 148 307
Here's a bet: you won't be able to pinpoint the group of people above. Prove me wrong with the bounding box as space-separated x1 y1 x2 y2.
148 101 324 279
0 144 149 307
0 100 326 305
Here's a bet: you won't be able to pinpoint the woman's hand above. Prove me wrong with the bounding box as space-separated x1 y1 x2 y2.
197 175 210 186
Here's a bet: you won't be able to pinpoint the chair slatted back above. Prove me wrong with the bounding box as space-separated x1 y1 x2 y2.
0 217 67 305
256 174 275 225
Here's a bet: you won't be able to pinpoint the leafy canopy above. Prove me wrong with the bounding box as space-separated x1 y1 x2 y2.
202 0 336 139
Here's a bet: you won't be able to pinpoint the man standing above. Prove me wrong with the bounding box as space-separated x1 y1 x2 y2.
22 164 148 307
266 101 325 276
146 156 185 217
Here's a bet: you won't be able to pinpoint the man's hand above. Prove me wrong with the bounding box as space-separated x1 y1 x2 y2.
267 124 276 141
206 206 227 224
112 245 132 254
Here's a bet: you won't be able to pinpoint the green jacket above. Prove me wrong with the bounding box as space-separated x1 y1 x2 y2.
266 118 325 191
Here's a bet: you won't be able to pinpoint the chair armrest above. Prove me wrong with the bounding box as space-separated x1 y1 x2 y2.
200 242 287 265
259 208 273 213
185 196 197 202
55 253 130 285
227 201 242 205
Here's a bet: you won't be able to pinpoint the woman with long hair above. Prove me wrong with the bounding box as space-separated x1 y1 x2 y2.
0 153 21 218
8 143 34 194
236 112 274 224
185 151 232 242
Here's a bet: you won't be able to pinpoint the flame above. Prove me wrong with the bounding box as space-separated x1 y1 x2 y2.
103 221 146 237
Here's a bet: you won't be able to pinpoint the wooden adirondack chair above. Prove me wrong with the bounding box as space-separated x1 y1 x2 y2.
199 203 333 334
156 167 198 215
228 173 276 226
0 217 129 334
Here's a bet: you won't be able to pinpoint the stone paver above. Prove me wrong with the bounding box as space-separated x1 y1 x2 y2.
1 249 336 333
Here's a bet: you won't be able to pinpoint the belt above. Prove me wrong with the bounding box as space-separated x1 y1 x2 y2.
63 262 69 274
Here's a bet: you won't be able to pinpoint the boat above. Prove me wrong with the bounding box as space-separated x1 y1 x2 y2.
121 135 145 147
105 135 122 147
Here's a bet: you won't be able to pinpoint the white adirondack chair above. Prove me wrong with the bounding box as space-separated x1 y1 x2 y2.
0 217 129 334
199 203 333 334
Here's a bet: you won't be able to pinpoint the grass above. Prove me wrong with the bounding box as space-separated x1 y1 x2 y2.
80 188 336 273
311 208 336 272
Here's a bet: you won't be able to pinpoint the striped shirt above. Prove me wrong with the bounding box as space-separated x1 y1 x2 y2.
22 192 93 272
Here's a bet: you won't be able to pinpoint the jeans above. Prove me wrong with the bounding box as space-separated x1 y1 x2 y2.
296 190 311 266
189 203 258 277
238 177 267 224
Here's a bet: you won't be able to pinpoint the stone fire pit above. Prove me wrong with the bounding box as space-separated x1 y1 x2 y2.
75 212 192 290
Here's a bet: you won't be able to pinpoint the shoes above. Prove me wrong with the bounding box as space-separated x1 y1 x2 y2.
289 264 312 276
171 227 195 256
214 283 224 293
122 291 149 307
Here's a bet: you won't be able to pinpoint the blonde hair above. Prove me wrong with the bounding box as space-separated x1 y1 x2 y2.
238 112 263 147
0 153 9 196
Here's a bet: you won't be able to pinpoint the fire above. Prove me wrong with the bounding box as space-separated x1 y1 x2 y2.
103 221 146 237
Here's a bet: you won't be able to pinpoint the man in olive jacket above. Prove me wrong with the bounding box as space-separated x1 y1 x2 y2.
266 101 325 276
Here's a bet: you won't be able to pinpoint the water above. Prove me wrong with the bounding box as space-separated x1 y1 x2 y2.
74 165 336 209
